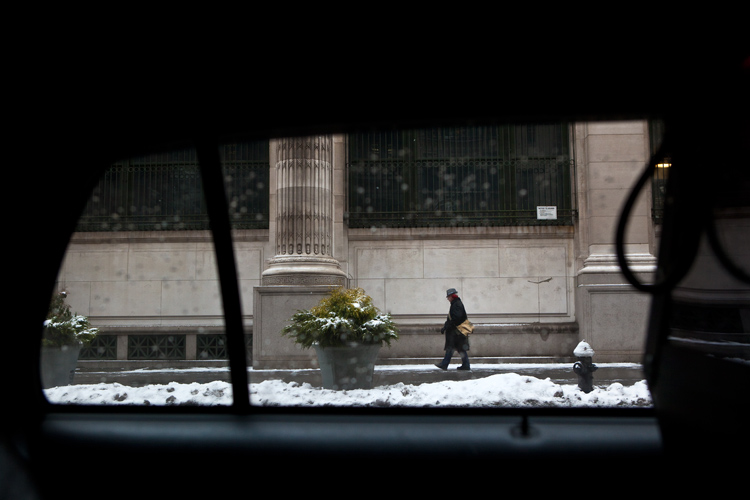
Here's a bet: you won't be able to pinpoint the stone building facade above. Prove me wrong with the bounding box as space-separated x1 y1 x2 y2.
55 120 659 368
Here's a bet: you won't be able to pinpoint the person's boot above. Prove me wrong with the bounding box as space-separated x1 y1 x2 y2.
436 350 453 370
457 353 470 370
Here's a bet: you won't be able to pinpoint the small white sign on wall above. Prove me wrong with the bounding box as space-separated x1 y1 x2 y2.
537 206 557 220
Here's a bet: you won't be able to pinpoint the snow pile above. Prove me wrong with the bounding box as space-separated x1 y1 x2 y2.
44 373 652 408
574 340 595 357
45 380 232 406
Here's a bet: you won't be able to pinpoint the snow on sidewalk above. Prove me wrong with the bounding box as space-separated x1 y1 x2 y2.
44 371 653 408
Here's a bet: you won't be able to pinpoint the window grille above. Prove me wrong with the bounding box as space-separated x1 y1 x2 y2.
197 334 227 359
76 141 269 231
196 334 253 361
79 335 117 360
128 335 186 360
346 124 574 227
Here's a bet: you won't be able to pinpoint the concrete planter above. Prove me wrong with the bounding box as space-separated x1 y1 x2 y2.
41 344 82 389
313 343 381 390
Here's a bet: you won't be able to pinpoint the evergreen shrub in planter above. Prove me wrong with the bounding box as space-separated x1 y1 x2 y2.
41 291 99 388
282 287 399 390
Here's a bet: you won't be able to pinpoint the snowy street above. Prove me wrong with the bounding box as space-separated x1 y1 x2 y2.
44 362 653 408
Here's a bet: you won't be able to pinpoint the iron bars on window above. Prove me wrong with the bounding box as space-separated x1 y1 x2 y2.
346 124 575 228
76 141 270 232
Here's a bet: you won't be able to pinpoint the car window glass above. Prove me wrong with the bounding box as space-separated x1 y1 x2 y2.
42 131 655 409
42 144 240 406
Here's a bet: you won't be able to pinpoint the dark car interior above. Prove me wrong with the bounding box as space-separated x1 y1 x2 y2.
4 48 748 497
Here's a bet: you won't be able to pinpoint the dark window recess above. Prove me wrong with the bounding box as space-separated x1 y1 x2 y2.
128 335 186 360
76 141 270 231
347 124 575 228
197 334 253 361
197 334 227 359
79 335 117 360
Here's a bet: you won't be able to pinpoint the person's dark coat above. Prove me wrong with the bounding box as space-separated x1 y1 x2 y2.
443 296 470 352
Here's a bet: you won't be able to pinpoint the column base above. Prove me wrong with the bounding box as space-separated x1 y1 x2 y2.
261 255 348 287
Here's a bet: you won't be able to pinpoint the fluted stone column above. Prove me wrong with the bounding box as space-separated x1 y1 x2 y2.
253 135 346 369
262 135 347 287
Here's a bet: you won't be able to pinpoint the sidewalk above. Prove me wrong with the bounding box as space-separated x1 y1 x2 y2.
254 361 644 387
74 359 646 388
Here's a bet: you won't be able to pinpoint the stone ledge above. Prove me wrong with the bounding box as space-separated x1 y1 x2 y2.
395 322 579 335
69 229 269 244
347 225 574 241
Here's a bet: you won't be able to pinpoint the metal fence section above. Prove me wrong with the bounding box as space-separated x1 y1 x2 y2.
346 124 575 228
77 141 270 231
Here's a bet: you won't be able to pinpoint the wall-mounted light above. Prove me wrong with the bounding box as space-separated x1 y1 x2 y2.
656 157 672 169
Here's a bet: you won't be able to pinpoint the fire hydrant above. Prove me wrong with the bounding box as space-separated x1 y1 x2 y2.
572 340 597 393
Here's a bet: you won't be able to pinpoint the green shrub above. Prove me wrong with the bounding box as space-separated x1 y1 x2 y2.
282 287 399 349
42 291 99 347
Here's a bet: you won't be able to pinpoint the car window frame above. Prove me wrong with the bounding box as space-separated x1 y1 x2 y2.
31 131 662 423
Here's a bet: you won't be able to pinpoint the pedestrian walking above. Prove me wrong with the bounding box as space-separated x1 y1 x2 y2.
435 287 471 370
